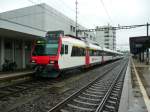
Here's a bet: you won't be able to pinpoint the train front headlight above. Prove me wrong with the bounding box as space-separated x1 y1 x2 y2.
31 60 36 63
49 60 55 64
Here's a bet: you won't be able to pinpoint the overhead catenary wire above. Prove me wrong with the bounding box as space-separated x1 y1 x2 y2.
99 0 113 24
55 0 75 13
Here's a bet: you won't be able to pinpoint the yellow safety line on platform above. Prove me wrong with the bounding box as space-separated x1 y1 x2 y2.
132 58 150 112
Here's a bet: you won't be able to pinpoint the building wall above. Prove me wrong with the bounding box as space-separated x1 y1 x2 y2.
0 38 4 70
96 31 105 47
0 4 45 31
96 25 116 50
0 39 1 68
0 3 95 39
25 41 32 68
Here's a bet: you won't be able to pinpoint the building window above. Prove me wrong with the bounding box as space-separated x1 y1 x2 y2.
104 30 109 33
78 30 82 35
70 25 76 32
70 25 73 31
90 35 92 40
105 43 109 45
104 35 109 37
105 39 109 41
73 27 75 32
113 31 116 34
84 33 88 37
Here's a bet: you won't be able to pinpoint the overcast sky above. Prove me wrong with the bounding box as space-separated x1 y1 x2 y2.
0 0 150 50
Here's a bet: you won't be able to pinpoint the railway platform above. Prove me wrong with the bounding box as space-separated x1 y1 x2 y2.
119 57 150 112
0 70 33 81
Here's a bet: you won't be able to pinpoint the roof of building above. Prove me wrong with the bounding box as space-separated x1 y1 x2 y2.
130 36 150 54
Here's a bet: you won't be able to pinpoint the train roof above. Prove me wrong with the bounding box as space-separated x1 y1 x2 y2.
62 36 87 47
89 43 102 50
103 48 123 55
62 36 102 50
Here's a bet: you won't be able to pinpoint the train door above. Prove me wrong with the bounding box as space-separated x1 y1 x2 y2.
101 51 105 63
85 48 90 65
60 44 69 69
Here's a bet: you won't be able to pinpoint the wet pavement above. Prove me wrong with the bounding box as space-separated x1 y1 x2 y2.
119 58 150 112
136 67 150 98
130 58 150 112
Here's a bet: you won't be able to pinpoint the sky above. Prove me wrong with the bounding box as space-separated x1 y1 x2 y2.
0 0 150 50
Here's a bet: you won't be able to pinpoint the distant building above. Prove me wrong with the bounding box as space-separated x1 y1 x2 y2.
95 25 116 50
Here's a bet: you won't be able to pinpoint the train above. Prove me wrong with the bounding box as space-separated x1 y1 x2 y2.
31 30 123 78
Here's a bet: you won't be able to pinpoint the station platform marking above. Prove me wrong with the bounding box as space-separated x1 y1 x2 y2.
132 58 150 112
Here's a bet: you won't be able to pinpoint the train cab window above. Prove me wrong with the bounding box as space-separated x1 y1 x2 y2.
61 44 64 54
65 45 68 54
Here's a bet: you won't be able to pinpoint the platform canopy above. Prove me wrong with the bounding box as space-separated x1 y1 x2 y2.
0 18 46 39
130 36 150 54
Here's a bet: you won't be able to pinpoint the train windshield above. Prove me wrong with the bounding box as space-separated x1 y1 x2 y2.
32 40 59 56
32 31 64 56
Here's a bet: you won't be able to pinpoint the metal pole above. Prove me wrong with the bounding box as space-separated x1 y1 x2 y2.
147 22 149 36
75 0 78 37
146 22 149 64
142 51 144 62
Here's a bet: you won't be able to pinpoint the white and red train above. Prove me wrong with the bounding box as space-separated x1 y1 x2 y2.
31 30 122 78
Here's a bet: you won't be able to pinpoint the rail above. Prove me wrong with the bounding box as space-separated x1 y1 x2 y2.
48 58 128 112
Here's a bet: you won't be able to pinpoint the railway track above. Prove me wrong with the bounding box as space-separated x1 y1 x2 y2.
0 79 59 99
0 59 125 112
0 60 121 100
48 58 128 112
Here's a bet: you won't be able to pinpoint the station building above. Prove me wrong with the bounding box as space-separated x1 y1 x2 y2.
0 3 95 71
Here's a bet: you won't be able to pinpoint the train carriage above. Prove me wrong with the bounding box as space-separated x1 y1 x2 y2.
31 30 122 78
59 36 87 70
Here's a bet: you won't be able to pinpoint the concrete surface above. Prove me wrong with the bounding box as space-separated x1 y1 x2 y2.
119 58 149 112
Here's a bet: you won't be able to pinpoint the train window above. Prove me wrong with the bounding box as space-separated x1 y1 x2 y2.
80 48 85 56
90 50 94 56
83 48 85 56
73 27 75 32
71 46 85 56
61 44 64 54
89 49 100 56
98 50 102 56
71 47 76 56
65 45 68 54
